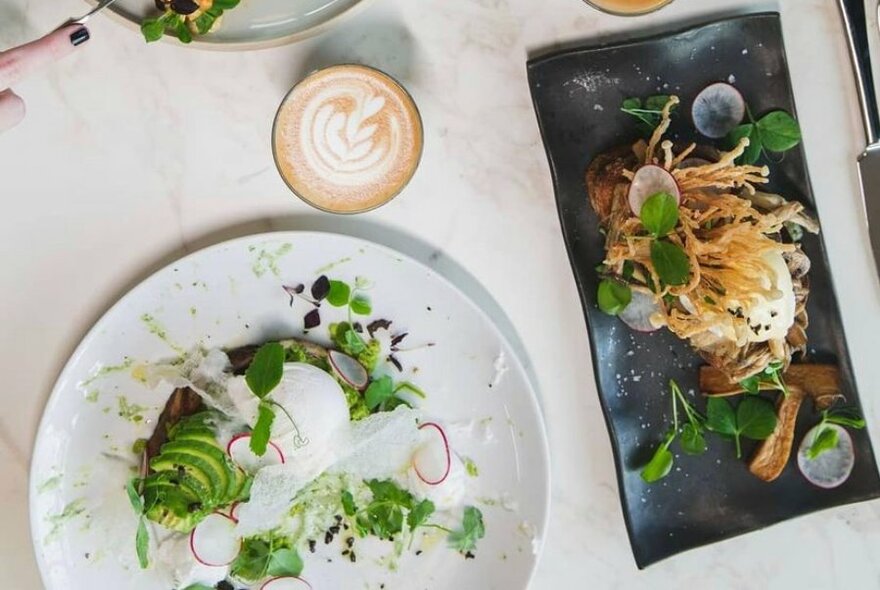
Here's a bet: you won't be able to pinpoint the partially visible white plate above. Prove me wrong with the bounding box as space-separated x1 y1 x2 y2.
29 231 550 589
104 0 370 49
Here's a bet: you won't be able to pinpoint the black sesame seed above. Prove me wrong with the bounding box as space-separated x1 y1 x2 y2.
464 551 475 559
308 539 316 553
346 537 354 548
415 550 423 556
324 531 333 544
349 552 357 562
342 549 349 556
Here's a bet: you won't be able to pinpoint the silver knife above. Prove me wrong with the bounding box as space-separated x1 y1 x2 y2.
838 0 880 279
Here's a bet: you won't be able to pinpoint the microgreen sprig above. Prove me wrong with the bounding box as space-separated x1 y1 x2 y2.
246 342 308 456
806 407 866 460
125 477 150 569
641 380 707 483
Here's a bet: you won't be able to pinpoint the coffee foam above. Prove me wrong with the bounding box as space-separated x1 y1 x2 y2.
274 66 423 213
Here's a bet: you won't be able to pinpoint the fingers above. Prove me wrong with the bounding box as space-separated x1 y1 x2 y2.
0 26 89 91
0 89 26 133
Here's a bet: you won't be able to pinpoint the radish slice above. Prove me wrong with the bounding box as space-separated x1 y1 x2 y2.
227 433 285 472
619 290 663 332
329 350 369 390
797 424 855 489
190 513 241 567
412 422 452 485
261 577 313 590
227 501 242 522
692 82 745 139
628 165 681 216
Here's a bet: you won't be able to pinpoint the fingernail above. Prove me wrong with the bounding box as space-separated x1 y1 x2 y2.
70 27 90 47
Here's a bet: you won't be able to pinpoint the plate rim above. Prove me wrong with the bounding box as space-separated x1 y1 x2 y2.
89 0 375 51
28 230 552 588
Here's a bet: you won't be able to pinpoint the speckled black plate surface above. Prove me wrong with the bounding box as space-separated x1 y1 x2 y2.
528 12 880 568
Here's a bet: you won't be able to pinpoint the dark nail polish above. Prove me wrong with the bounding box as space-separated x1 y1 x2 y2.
70 27 90 47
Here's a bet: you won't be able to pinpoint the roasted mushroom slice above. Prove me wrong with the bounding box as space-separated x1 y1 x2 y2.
700 364 842 482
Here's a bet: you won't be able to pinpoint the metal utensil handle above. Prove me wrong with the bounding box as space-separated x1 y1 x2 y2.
838 0 880 144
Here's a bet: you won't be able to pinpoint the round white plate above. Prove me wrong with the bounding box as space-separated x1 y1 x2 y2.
105 0 369 49
30 231 550 589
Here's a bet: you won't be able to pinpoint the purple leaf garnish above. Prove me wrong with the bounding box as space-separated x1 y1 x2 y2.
283 284 305 306
304 309 321 330
391 333 408 347
311 275 330 301
388 355 403 372
367 319 392 337
353 322 364 333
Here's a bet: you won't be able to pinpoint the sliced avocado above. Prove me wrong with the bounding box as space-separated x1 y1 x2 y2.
172 425 219 447
158 441 232 500
151 451 223 504
142 469 208 503
144 499 202 533
226 466 251 503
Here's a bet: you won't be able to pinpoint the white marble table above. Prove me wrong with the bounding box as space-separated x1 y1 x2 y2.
3 0 880 587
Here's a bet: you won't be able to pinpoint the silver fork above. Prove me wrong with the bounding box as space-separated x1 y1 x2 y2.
55 0 122 31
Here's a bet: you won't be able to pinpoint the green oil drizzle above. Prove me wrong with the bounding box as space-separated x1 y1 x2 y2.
117 396 148 424
140 314 184 353
249 243 293 278
44 499 87 543
78 358 134 388
37 474 61 494
315 256 352 274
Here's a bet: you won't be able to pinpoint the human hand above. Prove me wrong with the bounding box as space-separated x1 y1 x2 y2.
0 26 90 133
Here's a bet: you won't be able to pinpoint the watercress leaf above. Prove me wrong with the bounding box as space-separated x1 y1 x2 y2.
640 444 674 483
365 375 394 410
126 477 144 514
756 110 801 152
650 240 691 286
737 396 778 440
706 397 737 436
230 538 272 582
825 408 866 430
739 375 760 394
341 490 357 516
140 19 165 43
640 192 680 237
448 507 485 553
728 123 762 165
407 499 435 531
135 517 150 569
680 422 707 455
350 294 372 316
597 279 632 316
807 426 839 460
621 97 642 110
327 280 351 307
245 342 285 398
645 95 674 111
175 19 193 43
192 12 215 34
249 403 275 457
344 329 367 355
267 548 303 577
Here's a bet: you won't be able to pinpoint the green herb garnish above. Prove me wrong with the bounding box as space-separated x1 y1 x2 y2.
705 396 777 458
739 360 787 396
727 107 801 165
640 192 680 237
126 477 150 569
806 407 866 460
230 535 302 583
447 506 485 553
621 95 677 134
597 279 632 315
638 192 691 287
641 380 707 483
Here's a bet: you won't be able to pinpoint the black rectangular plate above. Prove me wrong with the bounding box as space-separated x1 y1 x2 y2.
528 12 880 568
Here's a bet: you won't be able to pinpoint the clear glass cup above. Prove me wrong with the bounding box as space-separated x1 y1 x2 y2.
583 0 674 16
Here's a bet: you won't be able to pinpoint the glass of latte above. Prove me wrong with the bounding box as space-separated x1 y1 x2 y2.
272 65 424 214
583 0 674 15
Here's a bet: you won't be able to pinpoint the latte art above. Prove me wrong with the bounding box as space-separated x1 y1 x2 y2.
273 66 423 213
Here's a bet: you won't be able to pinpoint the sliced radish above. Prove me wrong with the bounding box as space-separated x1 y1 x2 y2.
692 82 745 139
227 501 242 522
329 349 369 390
797 424 855 489
412 422 452 485
227 433 285 472
619 289 663 333
628 165 681 216
261 577 313 590
189 513 241 567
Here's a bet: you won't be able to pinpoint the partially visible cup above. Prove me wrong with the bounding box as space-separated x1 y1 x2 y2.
272 64 424 214
583 0 674 16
